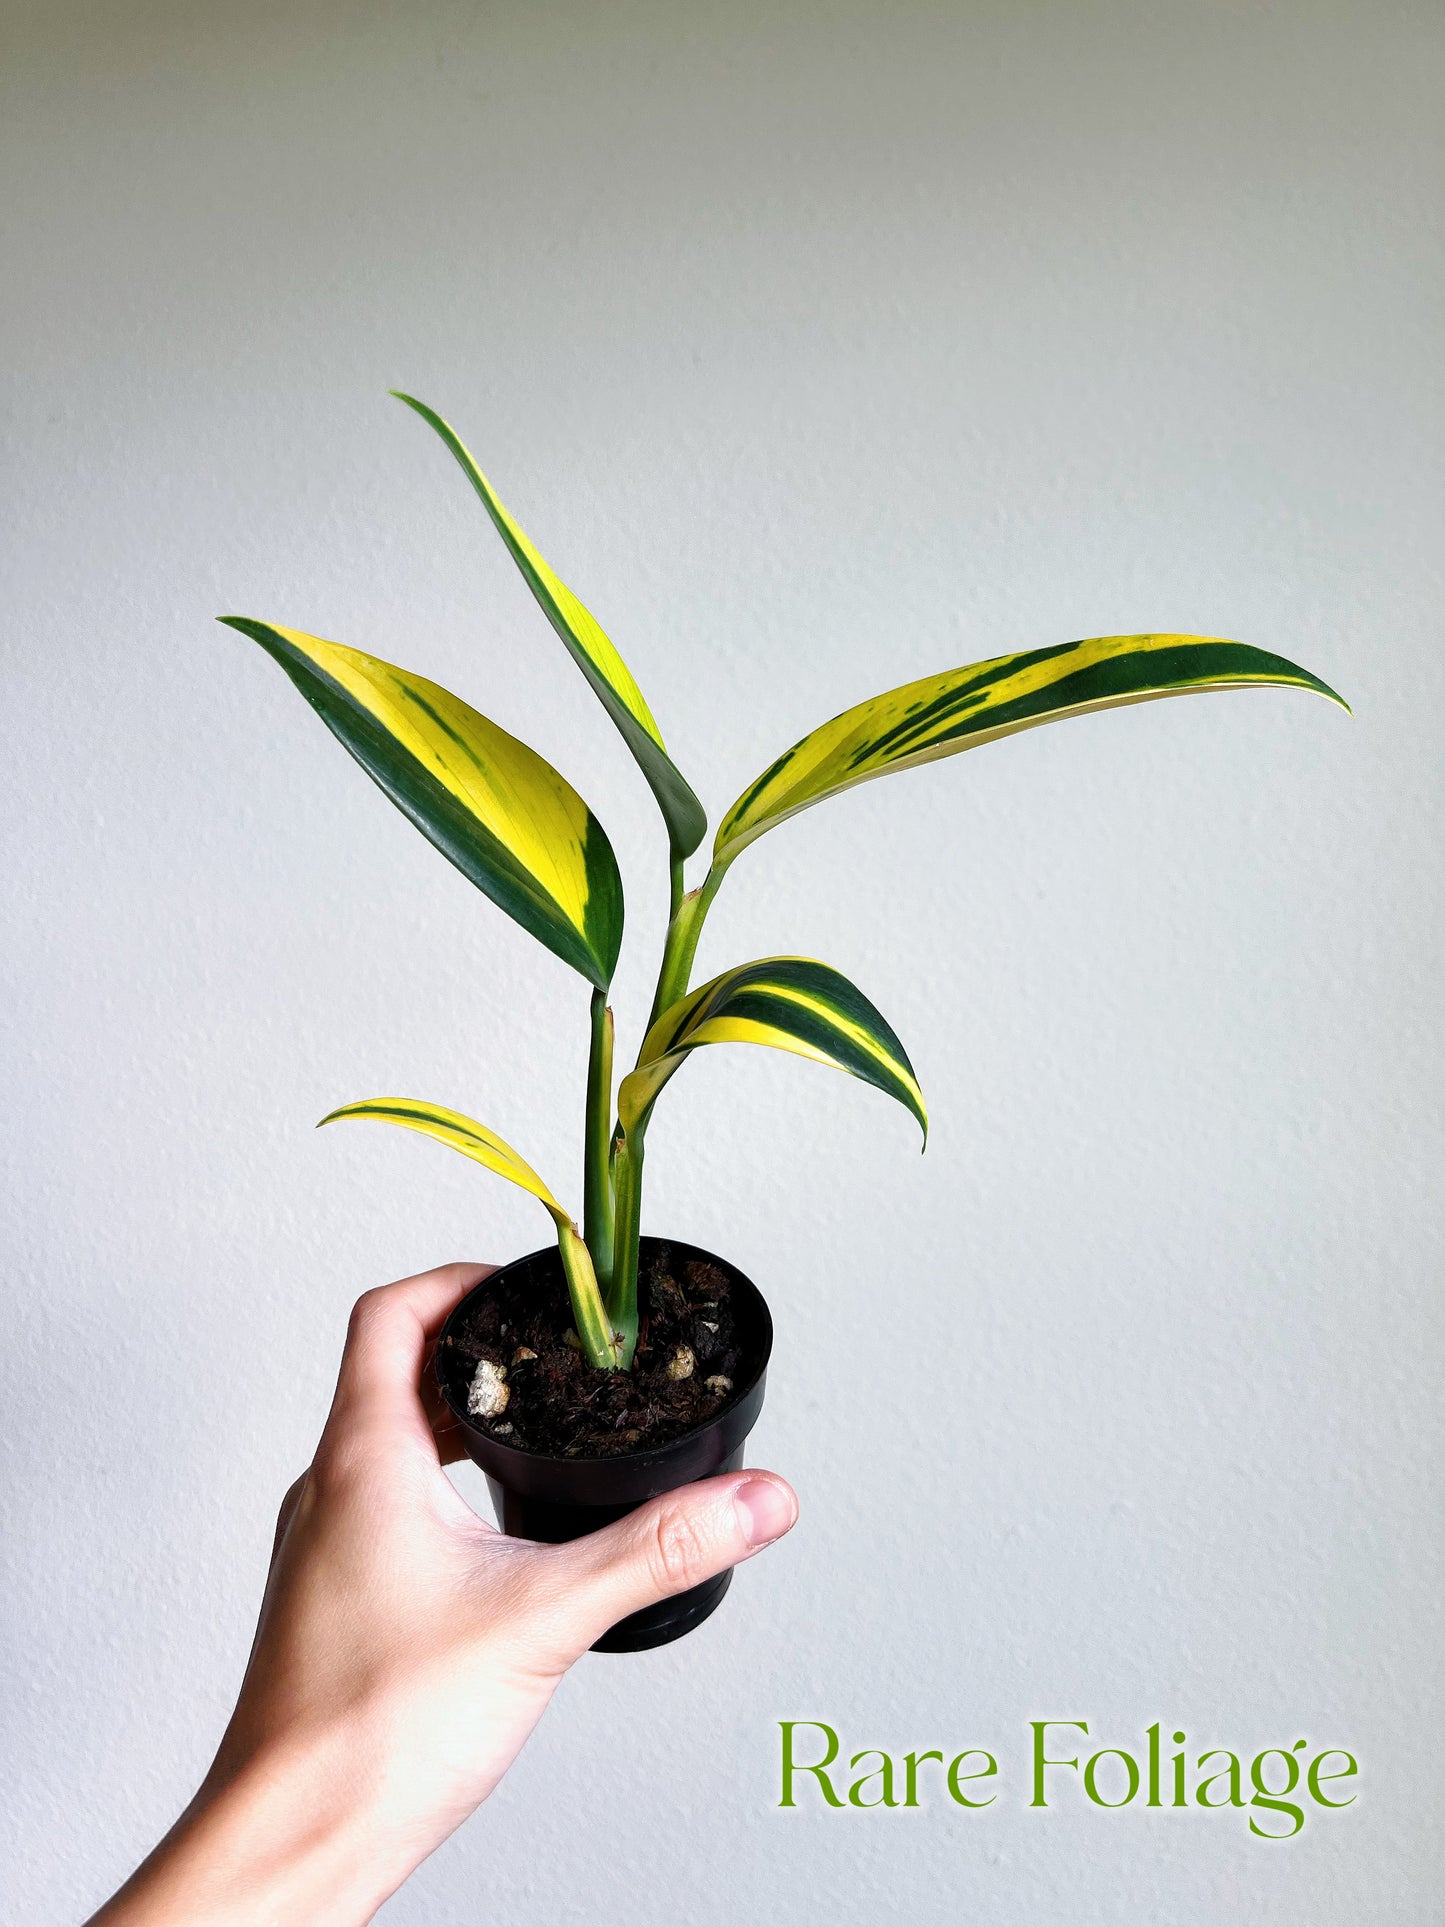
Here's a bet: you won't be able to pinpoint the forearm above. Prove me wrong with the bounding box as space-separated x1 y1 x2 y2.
85 1264 796 1925
87 1733 395 1927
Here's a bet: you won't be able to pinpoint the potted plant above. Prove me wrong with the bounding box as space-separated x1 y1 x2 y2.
222 393 1347 1651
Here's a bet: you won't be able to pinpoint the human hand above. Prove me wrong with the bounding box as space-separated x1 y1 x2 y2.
88 1261 797 1926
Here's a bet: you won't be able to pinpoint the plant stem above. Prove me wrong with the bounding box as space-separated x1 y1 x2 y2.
605 1124 646 1369
583 988 615 1289
644 860 726 1034
557 1219 623 1369
606 860 724 1367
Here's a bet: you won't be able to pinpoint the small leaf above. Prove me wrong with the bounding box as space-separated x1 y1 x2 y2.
714 634 1349 866
393 392 708 858
618 956 926 1141
323 1099 623 1369
222 618 624 988
319 1098 571 1226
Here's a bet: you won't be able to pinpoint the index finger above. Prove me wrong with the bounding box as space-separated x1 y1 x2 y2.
325 1260 496 1448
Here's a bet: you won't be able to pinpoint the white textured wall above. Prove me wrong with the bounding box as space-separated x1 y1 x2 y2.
3 3 1441 1920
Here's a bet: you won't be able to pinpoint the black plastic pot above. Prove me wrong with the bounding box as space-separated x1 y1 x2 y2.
434 1236 773 1652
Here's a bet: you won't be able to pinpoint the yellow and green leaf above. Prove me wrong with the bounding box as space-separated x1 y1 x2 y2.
221 618 624 988
714 634 1349 866
319 1097 622 1367
319 1097 571 1222
393 393 707 859
618 956 927 1142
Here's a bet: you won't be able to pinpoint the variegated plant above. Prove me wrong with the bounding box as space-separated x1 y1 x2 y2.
225 395 1347 1370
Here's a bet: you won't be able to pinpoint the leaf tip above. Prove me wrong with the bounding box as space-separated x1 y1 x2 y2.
1275 653 1350 716
216 614 274 648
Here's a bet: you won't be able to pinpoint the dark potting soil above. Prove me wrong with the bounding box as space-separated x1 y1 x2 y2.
436 1244 747 1458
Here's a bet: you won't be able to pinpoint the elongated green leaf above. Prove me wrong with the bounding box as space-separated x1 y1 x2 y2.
618 956 927 1141
715 634 1349 866
222 618 624 988
393 392 707 859
319 1097 571 1225
322 1098 623 1366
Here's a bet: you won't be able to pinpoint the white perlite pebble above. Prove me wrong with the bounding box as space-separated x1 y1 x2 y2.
467 1358 510 1419
666 1345 696 1381
704 1374 733 1396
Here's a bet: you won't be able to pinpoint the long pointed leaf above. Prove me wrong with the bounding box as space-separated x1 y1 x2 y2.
319 1097 571 1224
222 618 624 988
618 956 926 1141
393 392 707 858
715 634 1349 866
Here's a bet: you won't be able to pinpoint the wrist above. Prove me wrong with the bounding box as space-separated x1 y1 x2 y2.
89 1728 396 1927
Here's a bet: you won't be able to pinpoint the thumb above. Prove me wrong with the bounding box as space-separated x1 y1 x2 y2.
543 1472 798 1659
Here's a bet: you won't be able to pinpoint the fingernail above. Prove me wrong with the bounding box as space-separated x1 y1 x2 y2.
734 1477 797 1548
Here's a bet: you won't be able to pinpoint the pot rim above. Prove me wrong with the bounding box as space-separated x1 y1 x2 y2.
434 1234 773 1472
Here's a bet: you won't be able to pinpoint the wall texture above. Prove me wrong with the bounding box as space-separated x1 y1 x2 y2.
3 3 1441 1920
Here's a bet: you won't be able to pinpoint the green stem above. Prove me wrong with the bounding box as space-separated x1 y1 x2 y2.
556 1219 623 1370
583 988 615 1290
605 1124 646 1369
607 858 724 1367
644 860 727 1034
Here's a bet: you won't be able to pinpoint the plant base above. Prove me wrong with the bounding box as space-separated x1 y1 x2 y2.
435 1238 773 1652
